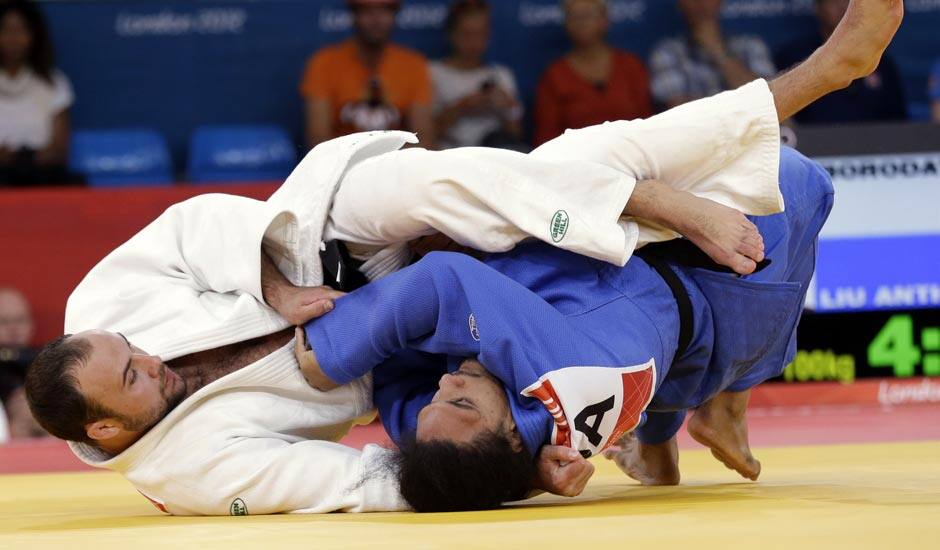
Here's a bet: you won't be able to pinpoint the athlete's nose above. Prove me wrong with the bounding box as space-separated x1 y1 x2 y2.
439 372 466 389
137 354 163 379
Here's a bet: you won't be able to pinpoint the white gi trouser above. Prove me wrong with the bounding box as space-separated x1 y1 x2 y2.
325 79 783 269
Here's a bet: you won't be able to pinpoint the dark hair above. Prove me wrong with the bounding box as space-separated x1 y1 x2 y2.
24 335 110 444
395 430 535 512
0 0 56 83
445 0 489 33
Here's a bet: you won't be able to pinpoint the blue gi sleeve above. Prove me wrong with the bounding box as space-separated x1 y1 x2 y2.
303 251 628 393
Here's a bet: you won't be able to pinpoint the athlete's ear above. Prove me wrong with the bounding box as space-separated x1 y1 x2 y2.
86 420 122 441
504 419 524 454
509 430 524 454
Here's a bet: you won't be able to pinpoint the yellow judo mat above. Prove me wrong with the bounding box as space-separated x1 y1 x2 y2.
2 440 938 549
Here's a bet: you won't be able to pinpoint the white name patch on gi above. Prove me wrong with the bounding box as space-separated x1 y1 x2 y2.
521 360 656 457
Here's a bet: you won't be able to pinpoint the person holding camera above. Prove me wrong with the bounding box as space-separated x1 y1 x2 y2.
431 1 525 150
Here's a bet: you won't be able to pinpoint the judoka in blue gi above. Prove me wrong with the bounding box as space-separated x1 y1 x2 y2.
297 146 834 512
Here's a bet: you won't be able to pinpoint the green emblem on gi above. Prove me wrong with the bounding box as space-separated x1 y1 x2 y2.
230 498 248 516
551 210 569 243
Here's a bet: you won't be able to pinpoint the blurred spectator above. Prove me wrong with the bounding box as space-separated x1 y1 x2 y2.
533 0 652 147
775 0 906 124
649 0 775 110
431 1 525 150
0 0 79 187
0 287 44 440
929 58 940 123
300 0 435 149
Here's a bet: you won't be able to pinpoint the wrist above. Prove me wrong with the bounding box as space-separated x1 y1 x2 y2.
262 276 293 312
261 251 293 309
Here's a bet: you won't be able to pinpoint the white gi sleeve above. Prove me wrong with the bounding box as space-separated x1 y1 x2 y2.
326 146 636 267
64 194 292 352
167 440 407 515
531 79 783 246
325 80 781 267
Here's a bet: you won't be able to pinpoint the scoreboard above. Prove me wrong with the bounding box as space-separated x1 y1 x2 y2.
785 309 940 383
781 124 940 384
807 152 940 313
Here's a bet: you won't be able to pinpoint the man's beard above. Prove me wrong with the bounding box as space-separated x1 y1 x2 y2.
157 365 187 419
119 366 187 432
163 373 187 411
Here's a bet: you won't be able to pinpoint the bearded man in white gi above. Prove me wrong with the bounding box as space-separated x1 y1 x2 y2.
24 0 902 516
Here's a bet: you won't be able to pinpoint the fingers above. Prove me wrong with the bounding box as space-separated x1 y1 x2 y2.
540 445 582 463
301 299 335 321
537 445 596 497
577 461 596 490
293 327 315 384
563 459 595 497
293 327 307 358
281 286 345 325
312 286 348 301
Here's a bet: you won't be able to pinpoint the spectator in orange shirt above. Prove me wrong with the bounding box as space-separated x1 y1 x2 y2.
533 0 652 147
300 0 435 149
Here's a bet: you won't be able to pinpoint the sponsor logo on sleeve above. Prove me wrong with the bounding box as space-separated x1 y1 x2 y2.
468 313 481 341
230 498 249 516
550 210 570 243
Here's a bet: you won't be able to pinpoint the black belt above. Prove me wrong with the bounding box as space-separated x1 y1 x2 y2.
320 240 369 292
636 239 771 361
323 237 771 362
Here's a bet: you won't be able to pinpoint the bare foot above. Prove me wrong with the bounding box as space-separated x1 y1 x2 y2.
819 0 904 87
676 193 766 276
602 432 680 486
688 390 761 481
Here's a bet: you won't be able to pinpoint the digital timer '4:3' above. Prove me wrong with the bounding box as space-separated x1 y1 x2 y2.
868 314 940 377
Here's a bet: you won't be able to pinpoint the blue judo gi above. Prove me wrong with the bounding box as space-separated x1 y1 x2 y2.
304 147 835 459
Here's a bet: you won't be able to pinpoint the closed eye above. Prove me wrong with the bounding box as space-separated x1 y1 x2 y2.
449 398 476 410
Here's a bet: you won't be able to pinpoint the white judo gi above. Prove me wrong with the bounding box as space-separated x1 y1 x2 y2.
66 80 781 516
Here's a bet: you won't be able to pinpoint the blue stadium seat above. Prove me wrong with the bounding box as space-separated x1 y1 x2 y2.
69 129 173 187
187 125 297 184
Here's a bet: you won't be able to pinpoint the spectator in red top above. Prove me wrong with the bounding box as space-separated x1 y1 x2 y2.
533 0 652 147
